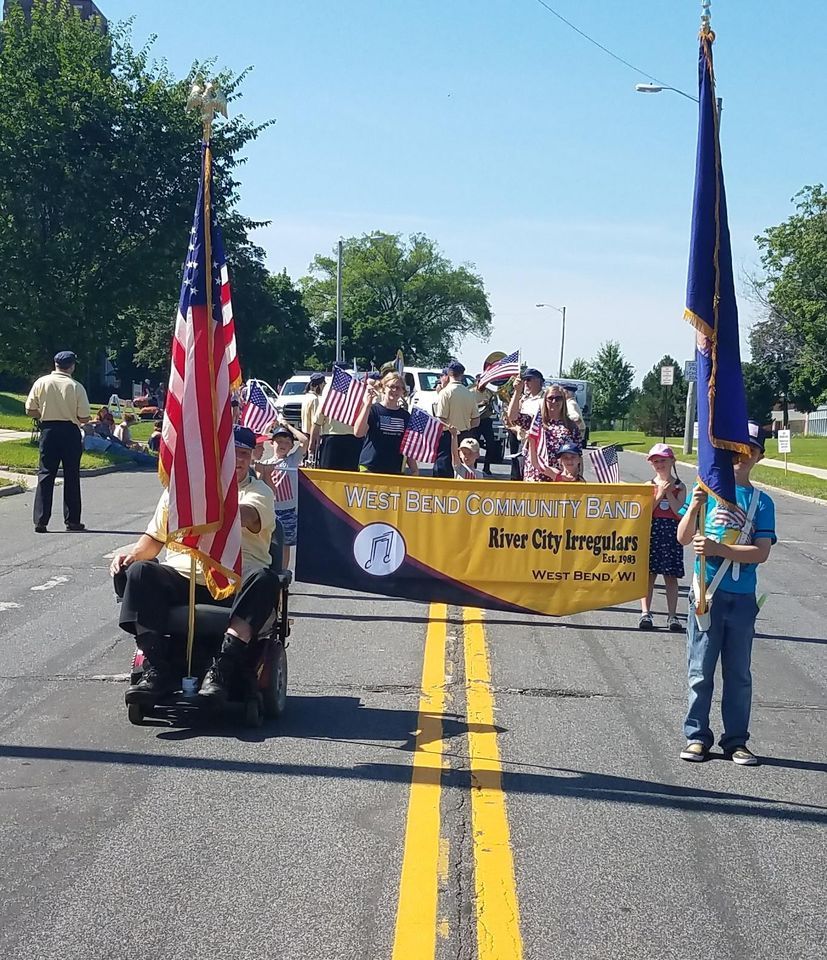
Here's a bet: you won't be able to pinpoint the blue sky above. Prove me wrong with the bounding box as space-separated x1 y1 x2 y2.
99 0 826 382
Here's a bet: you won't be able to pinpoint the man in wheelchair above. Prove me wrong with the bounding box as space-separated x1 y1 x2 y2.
110 425 278 705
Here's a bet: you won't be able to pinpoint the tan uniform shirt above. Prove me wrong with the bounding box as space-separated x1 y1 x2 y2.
313 408 355 437
434 381 479 432
302 393 321 436
146 476 275 584
26 371 90 425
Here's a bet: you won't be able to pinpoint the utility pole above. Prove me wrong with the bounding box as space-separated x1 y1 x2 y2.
335 239 343 364
558 306 567 378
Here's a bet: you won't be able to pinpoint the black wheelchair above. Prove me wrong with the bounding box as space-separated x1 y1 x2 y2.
125 525 292 728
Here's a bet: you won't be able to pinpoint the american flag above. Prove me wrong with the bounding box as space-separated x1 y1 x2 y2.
589 444 620 483
713 502 747 529
478 350 520 390
240 381 276 434
158 141 242 600
527 409 551 469
212 204 241 393
400 407 443 464
270 466 294 504
320 366 368 427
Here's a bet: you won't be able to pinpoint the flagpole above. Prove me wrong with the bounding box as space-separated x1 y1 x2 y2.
184 79 228 680
695 0 713 618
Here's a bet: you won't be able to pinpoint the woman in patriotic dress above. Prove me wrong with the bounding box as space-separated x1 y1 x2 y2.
518 384 581 482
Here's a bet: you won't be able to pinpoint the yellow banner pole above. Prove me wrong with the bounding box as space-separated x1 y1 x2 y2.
186 553 197 676
696 506 707 615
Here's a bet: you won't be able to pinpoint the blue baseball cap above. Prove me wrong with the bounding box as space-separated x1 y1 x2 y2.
447 360 466 375
233 425 257 450
558 442 582 456
747 421 766 452
54 350 77 367
523 367 544 381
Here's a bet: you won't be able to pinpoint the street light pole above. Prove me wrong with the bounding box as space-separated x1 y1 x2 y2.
335 239 343 364
535 303 567 378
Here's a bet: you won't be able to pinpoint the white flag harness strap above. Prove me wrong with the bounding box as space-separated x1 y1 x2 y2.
692 486 761 610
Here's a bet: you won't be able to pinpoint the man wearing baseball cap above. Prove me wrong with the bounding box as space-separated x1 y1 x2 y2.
676 420 777 766
433 360 479 477
110 424 278 705
505 367 544 480
301 372 327 438
25 351 91 533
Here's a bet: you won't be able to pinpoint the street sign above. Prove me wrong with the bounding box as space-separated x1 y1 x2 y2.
693 421 699 440
660 365 675 386
777 429 792 454
684 360 697 382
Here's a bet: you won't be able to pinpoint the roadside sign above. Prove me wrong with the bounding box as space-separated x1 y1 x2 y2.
777 429 792 453
693 421 699 440
684 360 697 382
660 365 675 386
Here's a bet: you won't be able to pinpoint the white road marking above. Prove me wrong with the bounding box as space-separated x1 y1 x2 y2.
0 602 22 612
30 576 70 592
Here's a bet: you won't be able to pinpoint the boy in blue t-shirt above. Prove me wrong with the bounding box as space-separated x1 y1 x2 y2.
676 421 776 766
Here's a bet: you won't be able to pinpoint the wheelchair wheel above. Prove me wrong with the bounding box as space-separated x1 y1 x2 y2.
127 702 144 726
262 641 288 718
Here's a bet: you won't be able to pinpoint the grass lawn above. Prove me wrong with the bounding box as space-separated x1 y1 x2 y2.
0 392 33 430
0 477 12 487
593 430 827 501
0 438 129 472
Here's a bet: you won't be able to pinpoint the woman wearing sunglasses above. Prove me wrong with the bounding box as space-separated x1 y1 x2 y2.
517 383 581 482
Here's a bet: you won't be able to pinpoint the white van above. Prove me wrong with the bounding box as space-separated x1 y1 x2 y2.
403 367 507 462
273 373 330 428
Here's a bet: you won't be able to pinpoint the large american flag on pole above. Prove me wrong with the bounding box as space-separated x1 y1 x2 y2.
399 407 443 464
478 350 520 390
240 380 276 434
158 140 242 599
589 444 621 483
320 366 368 428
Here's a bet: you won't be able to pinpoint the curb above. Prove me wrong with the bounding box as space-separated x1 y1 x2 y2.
0 483 25 498
0 462 138 478
624 449 827 507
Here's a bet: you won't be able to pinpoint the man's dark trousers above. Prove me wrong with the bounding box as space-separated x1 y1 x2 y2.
34 421 82 527
475 417 498 472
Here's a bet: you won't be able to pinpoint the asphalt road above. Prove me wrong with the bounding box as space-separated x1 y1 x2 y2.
0 455 824 960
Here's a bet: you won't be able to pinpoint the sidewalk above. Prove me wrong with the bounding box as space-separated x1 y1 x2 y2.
760 457 827 480
0 429 31 442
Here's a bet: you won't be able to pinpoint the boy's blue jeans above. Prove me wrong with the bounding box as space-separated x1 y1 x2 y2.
685 590 758 751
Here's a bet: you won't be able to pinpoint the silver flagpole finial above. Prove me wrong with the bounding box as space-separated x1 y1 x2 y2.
186 78 228 141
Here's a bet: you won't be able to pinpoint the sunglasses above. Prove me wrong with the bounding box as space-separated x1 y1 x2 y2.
546 395 564 402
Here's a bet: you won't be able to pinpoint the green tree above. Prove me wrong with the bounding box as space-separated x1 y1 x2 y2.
741 360 777 426
0 1 270 391
752 185 827 411
563 357 591 380
589 341 635 426
300 232 492 368
630 355 687 436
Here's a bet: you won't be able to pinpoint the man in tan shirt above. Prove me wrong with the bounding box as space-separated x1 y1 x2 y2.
25 351 91 533
433 360 479 477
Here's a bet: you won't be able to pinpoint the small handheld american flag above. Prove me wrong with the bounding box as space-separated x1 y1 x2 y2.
320 367 368 428
478 350 520 390
400 407 443 464
270 465 294 504
240 381 276 434
527 409 551 469
589 444 620 483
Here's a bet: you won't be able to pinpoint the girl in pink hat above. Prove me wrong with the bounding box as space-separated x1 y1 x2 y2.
639 443 686 631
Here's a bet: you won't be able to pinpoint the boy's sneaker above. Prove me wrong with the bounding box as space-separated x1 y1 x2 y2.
638 613 654 630
728 745 759 766
680 742 708 762
667 616 683 632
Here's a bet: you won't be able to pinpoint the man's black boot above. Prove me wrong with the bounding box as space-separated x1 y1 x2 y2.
199 634 248 703
126 634 175 704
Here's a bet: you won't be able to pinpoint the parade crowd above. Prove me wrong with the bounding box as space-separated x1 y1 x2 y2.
24 350 776 766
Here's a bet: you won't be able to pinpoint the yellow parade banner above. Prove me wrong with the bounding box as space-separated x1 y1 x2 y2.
297 470 652 616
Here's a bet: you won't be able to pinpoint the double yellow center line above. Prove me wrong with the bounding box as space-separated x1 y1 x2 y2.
392 604 523 959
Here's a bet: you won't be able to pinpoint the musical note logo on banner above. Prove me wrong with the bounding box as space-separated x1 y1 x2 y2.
353 523 406 576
